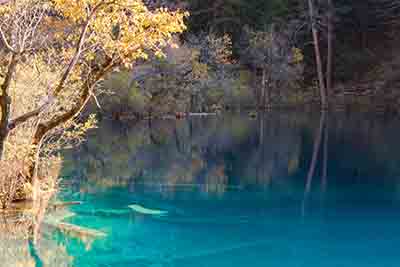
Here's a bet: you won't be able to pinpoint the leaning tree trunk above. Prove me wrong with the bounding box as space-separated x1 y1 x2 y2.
24 92 91 183
308 0 328 110
0 97 10 159
24 59 116 183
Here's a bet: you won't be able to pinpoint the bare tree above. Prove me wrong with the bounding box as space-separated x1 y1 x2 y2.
0 0 48 158
241 23 304 108
308 0 328 109
326 0 334 95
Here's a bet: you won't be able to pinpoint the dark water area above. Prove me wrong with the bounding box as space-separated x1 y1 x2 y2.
4 112 400 266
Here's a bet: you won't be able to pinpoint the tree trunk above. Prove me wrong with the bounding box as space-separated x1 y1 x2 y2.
302 111 326 216
190 93 195 113
305 111 325 194
24 60 116 182
0 53 20 158
260 68 266 109
308 0 328 109
326 0 334 95
257 113 264 185
322 112 329 192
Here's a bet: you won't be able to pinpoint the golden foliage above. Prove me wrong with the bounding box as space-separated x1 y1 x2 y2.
0 0 188 204
292 47 304 64
48 0 188 66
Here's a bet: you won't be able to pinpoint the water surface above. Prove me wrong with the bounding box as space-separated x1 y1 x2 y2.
5 112 400 266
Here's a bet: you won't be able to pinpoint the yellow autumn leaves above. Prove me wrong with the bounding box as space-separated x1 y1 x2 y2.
50 0 188 66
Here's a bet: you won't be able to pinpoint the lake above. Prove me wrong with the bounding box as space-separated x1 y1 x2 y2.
3 112 400 266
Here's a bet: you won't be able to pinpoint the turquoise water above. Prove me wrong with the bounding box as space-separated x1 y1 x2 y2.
5 112 400 266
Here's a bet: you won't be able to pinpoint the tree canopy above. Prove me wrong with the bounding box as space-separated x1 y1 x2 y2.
0 0 188 205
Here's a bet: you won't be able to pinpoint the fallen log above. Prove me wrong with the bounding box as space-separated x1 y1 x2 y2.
52 222 107 238
189 113 217 116
128 204 168 215
44 210 107 239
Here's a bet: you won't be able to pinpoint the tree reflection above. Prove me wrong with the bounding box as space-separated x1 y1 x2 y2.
0 192 106 266
6 112 400 266
0 197 75 267
64 113 308 197
302 111 329 217
63 112 400 202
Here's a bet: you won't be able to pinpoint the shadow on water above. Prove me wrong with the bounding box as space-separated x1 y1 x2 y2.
4 111 400 266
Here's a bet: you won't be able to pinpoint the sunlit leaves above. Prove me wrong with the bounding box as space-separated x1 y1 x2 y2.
51 0 188 65
0 0 188 196
292 47 304 64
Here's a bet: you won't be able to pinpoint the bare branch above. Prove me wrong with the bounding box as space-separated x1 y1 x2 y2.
0 26 14 53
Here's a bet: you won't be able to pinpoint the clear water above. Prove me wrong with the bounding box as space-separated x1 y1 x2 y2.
5 112 400 266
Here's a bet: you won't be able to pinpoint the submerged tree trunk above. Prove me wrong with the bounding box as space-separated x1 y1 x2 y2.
308 0 328 109
257 112 264 185
305 111 326 193
322 112 329 192
303 111 326 216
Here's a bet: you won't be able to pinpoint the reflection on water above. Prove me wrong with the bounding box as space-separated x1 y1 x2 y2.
0 196 75 267
4 112 400 267
64 112 400 196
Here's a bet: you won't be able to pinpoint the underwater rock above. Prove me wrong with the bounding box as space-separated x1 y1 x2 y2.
128 204 168 215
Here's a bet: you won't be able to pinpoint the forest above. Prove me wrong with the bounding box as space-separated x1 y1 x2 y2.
0 0 399 211
103 0 400 117
2 1 400 266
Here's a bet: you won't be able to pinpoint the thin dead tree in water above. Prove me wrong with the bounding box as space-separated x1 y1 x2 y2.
319 113 329 216
322 113 329 193
302 111 326 217
308 0 328 109
326 0 334 95
257 113 271 189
